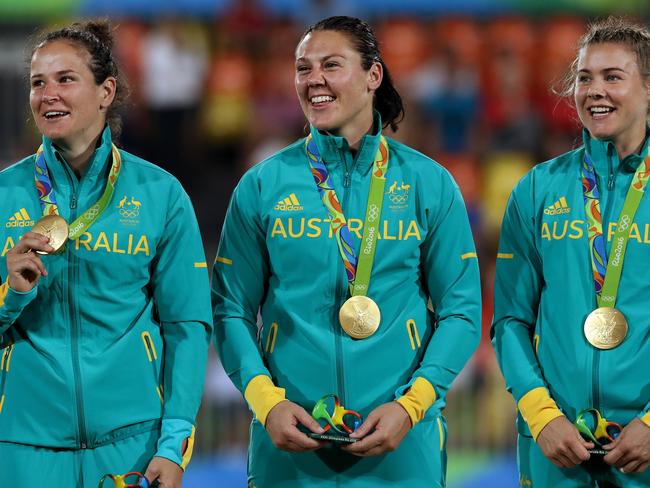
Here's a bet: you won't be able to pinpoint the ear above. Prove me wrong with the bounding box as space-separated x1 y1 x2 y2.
99 76 117 110
367 61 383 92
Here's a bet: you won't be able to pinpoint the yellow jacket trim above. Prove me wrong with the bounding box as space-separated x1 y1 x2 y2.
180 426 196 470
244 375 286 426
518 386 564 440
395 377 437 426
0 282 8 308
641 411 650 428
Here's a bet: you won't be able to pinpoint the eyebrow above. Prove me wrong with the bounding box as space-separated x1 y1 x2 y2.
296 54 346 64
30 69 77 79
577 67 626 73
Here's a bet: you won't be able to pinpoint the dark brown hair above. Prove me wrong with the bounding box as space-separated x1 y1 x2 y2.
301 16 405 132
31 19 129 138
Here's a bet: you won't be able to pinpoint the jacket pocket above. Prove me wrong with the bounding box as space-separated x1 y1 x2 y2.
141 331 163 403
0 342 14 414
405 319 422 350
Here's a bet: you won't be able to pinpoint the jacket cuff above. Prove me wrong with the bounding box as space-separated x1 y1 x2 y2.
640 410 650 428
0 283 37 310
244 375 286 426
155 418 195 470
395 377 437 427
518 387 564 440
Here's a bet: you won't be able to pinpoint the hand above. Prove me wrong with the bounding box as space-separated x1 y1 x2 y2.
144 456 183 488
6 232 53 292
342 402 411 457
603 418 650 473
536 416 593 468
265 400 327 452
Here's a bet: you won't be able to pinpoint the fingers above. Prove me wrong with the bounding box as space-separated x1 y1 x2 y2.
294 406 324 435
266 402 326 452
344 430 384 456
13 233 53 254
350 412 379 439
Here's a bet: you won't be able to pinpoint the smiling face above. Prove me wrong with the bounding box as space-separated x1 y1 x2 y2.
295 30 382 146
30 40 115 149
574 42 650 156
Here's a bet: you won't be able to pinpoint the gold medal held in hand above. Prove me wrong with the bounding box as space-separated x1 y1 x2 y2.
31 215 69 255
583 307 628 350
339 296 381 339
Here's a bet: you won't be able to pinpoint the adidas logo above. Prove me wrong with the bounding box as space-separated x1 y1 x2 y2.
544 197 571 215
274 193 304 211
5 208 35 228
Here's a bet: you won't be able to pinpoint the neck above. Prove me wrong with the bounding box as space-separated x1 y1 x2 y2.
613 126 647 161
330 113 375 150
54 133 101 178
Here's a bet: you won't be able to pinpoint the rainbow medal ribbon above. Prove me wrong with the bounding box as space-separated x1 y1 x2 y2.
98 472 150 488
309 394 363 443
305 133 389 339
33 143 122 254
574 408 622 455
581 147 650 349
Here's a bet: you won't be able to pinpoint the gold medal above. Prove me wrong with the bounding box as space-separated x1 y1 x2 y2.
31 215 69 254
339 296 381 339
583 307 628 350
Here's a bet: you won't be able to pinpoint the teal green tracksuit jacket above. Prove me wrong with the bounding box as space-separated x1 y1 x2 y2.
492 130 650 440
213 122 481 487
0 127 212 468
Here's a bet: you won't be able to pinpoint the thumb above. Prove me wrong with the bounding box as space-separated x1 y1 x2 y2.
351 411 379 439
574 430 595 450
295 406 324 434
144 462 160 484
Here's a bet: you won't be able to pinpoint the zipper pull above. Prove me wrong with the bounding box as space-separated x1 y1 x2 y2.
70 195 77 209
608 173 615 190
344 171 350 188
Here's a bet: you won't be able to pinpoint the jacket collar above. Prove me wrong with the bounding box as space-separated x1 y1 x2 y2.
308 111 383 169
41 125 113 187
583 127 650 176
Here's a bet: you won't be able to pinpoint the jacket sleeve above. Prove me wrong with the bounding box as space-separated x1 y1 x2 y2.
212 173 287 425
491 177 564 440
149 181 212 469
396 170 481 425
0 281 37 335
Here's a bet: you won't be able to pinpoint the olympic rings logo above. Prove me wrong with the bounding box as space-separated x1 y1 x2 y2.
84 205 101 219
367 204 379 222
388 194 408 204
618 215 631 232
119 209 140 218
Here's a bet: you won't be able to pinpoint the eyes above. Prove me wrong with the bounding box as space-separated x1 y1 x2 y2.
295 60 342 74
31 74 76 88
576 72 623 84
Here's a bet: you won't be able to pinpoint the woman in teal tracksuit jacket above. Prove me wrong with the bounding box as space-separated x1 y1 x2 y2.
0 21 211 487
492 17 650 488
213 16 481 487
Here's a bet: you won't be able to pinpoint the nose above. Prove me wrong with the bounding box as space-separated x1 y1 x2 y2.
306 68 325 87
587 80 605 98
41 83 59 103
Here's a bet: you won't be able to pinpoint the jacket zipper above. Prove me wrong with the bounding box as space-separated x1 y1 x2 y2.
334 156 354 405
592 154 618 411
66 175 88 449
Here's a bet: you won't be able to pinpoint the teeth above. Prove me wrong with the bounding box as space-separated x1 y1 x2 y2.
311 96 334 104
590 107 613 114
45 111 68 118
